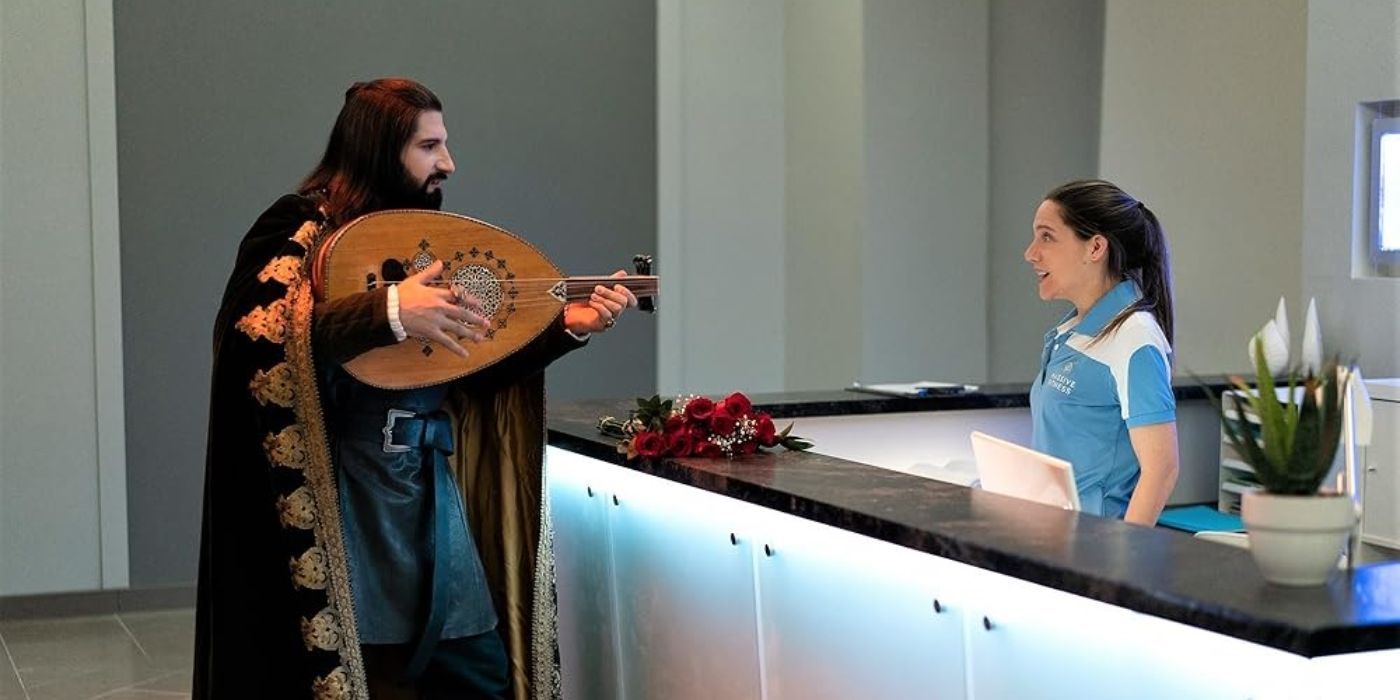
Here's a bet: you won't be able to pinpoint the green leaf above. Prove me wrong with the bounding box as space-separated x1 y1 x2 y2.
782 437 814 451
1250 339 1291 472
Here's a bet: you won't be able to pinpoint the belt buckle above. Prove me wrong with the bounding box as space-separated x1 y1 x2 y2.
382 409 415 453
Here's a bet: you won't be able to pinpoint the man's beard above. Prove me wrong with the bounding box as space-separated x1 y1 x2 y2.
385 171 446 210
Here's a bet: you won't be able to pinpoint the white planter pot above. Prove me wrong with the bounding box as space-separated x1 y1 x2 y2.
1240 491 1358 586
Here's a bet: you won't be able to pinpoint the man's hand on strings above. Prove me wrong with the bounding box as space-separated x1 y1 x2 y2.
564 270 637 336
398 260 489 358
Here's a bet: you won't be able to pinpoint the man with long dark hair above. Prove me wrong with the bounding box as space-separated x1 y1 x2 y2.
197 77 634 699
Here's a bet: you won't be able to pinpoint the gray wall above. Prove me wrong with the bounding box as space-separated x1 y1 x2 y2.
861 0 990 383
1302 0 1400 376
986 0 1105 383
669 0 1109 390
1099 0 1307 375
115 1 655 587
784 0 865 391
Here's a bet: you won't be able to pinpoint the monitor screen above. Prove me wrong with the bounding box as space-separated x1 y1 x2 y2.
1380 131 1400 253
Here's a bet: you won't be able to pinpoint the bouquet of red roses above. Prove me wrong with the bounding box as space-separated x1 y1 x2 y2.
598 392 813 460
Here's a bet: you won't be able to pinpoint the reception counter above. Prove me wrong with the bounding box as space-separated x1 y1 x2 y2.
544 386 1400 700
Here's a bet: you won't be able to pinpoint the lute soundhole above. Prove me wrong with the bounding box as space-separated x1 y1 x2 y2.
387 236 524 351
452 265 504 317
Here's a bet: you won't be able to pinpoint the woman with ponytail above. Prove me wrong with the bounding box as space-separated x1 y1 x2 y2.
1023 179 1179 525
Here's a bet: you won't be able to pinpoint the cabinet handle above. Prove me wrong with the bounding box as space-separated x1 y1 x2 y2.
932 599 943 614
612 494 620 506
982 616 994 631
763 544 774 557
586 486 594 498
729 533 738 546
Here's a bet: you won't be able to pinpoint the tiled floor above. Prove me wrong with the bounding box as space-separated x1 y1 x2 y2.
0 609 192 700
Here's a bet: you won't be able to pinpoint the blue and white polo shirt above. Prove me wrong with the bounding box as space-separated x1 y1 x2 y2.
1029 280 1175 518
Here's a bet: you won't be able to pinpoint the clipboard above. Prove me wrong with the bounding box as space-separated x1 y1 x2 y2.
847 381 979 398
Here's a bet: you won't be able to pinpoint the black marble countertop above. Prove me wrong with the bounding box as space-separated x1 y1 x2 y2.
547 389 1400 658
736 377 1229 418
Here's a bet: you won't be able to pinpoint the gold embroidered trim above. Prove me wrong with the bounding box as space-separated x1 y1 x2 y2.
534 383 563 700
263 425 309 470
277 486 317 530
312 667 351 700
258 255 303 286
290 547 330 590
291 220 320 249
235 298 290 344
285 270 369 698
250 362 296 408
300 607 343 652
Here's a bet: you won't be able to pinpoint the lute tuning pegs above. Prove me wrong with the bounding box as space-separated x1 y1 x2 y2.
633 254 656 313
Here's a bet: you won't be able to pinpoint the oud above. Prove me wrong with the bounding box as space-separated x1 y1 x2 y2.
311 210 657 389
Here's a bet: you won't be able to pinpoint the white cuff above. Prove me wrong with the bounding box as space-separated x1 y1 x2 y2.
387 285 408 342
565 328 590 342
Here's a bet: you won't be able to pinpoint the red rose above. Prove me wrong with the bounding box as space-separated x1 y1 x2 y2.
695 441 724 458
736 440 757 456
634 430 666 459
722 392 753 417
684 396 715 423
709 413 737 436
666 430 694 457
754 413 778 447
663 414 686 435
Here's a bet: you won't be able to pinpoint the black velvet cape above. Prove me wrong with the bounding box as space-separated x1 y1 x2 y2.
195 195 572 699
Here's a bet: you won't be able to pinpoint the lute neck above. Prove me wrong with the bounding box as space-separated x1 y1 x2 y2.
564 275 659 301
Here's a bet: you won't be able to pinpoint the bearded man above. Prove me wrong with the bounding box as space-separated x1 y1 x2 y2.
195 77 634 700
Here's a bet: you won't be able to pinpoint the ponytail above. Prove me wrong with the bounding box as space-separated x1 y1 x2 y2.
1044 180 1175 346
1129 205 1174 345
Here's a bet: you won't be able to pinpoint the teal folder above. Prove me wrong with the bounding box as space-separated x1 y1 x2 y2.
1157 505 1244 533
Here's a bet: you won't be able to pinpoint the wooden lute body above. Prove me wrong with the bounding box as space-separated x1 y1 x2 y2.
310 209 657 389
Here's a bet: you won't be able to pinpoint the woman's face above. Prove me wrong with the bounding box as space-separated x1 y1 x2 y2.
1024 199 1102 305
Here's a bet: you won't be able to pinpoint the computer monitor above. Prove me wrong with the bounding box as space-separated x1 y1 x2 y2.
970 431 1081 511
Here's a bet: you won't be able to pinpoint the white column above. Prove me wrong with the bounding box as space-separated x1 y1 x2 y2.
0 0 126 595
783 0 866 391
658 0 787 395
85 0 129 590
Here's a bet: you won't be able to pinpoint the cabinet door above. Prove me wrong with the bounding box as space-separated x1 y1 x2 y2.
607 468 762 700
754 517 966 699
548 449 622 700
1363 401 1400 547
965 569 1302 699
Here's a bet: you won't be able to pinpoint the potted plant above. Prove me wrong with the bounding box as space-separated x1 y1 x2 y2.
1215 299 1359 586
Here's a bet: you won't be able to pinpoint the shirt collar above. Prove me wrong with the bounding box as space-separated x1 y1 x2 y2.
1058 279 1143 338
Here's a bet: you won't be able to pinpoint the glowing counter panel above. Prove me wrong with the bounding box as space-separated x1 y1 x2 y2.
548 447 1398 700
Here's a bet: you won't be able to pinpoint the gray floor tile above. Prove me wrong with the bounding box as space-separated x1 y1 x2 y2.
84 692 189 700
116 610 193 671
0 610 195 699
0 651 25 700
129 669 190 694
0 615 166 700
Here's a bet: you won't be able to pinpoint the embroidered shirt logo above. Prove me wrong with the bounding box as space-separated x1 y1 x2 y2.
1047 360 1076 396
